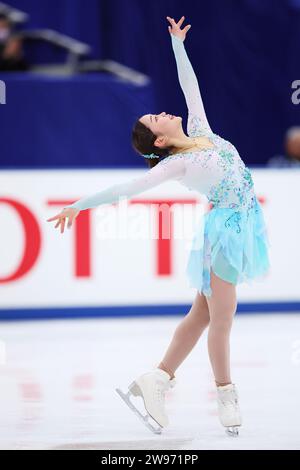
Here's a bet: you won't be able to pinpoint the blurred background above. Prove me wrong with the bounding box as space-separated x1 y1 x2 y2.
0 0 300 451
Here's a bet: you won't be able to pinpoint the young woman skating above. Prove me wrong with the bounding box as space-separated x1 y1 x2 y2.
47 16 270 437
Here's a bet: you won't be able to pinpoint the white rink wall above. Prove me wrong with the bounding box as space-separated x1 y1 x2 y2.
0 168 298 315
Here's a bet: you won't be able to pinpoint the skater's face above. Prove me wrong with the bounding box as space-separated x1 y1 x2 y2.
140 112 182 139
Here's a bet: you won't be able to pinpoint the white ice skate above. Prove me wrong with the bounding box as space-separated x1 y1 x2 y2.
116 368 176 434
216 383 242 437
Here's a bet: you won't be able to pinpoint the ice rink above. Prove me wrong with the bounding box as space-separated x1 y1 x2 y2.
0 312 299 450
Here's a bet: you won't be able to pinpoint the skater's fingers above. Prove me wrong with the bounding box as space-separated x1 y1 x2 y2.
60 217 66 234
166 16 188 41
177 16 185 28
166 16 176 27
47 209 78 232
183 24 191 33
68 209 79 228
47 208 70 223
47 214 60 222
67 215 74 229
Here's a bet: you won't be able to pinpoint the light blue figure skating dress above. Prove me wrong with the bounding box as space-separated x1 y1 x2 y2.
64 34 271 297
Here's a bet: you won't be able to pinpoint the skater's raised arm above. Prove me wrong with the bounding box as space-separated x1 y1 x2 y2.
46 156 185 233
167 16 212 134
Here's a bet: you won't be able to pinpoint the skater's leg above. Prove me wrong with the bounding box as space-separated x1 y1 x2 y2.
158 291 210 378
206 269 237 385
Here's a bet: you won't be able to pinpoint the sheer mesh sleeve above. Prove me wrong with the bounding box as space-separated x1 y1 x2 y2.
171 34 213 136
64 156 185 212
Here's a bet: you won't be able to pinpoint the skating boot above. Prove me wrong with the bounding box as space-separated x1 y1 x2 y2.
216 383 242 437
116 368 176 434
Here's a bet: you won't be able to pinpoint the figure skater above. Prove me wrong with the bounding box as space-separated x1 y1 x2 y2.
47 16 270 437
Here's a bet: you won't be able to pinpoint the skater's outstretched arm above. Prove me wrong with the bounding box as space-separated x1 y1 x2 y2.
46 156 185 233
167 16 212 134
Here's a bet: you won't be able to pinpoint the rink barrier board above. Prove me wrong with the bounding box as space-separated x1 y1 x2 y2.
0 167 297 309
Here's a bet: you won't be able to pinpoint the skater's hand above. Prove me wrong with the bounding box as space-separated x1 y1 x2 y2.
46 207 79 234
166 16 191 41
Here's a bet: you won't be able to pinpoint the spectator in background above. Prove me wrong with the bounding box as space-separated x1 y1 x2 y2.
0 13 28 71
267 126 300 168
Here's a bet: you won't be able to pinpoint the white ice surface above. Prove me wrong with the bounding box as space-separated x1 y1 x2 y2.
0 313 299 450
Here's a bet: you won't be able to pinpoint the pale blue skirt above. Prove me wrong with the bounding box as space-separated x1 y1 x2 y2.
186 195 271 297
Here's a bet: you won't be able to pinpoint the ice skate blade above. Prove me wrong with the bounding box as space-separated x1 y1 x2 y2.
115 387 163 435
225 426 240 437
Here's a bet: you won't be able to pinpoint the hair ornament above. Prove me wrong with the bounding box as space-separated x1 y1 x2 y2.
143 153 158 159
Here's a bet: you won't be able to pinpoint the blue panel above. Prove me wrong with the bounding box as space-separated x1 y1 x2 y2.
0 303 299 321
2 0 300 166
0 72 155 168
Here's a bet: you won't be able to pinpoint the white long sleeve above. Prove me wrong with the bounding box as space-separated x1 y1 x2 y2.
171 34 212 135
64 156 185 212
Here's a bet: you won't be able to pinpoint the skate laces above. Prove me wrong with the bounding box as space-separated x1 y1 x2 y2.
218 388 239 408
154 380 169 403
